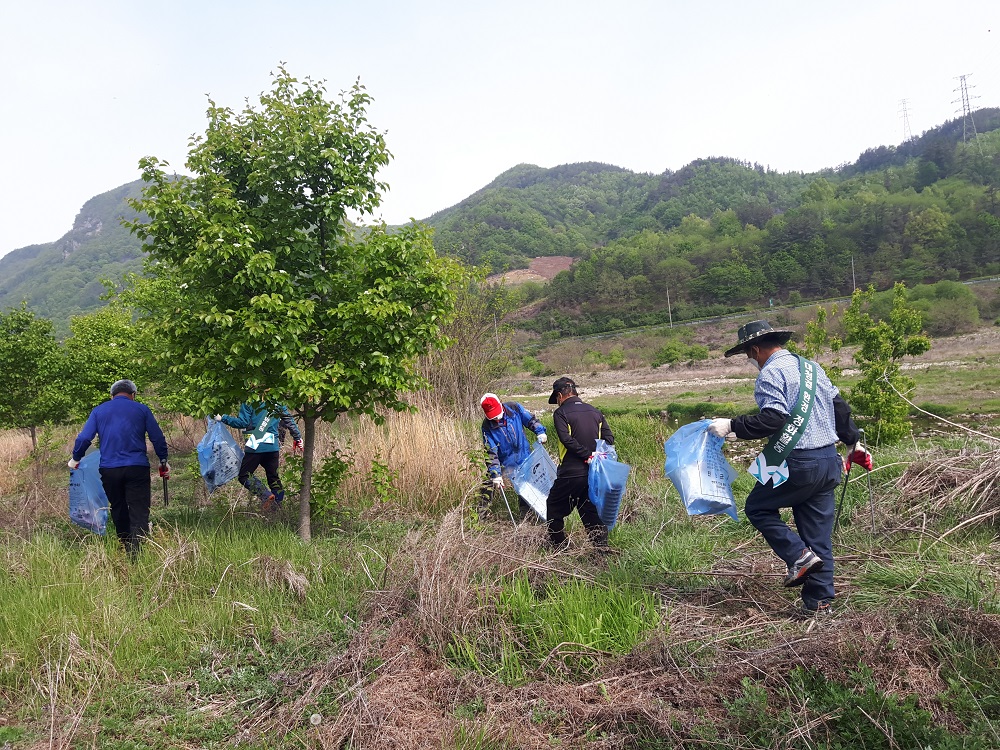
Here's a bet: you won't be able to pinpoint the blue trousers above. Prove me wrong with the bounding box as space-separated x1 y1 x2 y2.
744 445 842 609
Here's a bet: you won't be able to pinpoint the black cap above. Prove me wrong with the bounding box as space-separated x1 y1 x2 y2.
723 320 795 358
548 376 577 404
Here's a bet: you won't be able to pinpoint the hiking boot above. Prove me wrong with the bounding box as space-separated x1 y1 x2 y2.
783 548 823 587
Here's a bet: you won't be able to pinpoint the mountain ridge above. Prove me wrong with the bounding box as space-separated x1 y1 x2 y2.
3 108 999 335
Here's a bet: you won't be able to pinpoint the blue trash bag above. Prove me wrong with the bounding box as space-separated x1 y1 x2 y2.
663 420 739 521
68 450 109 535
197 419 244 494
588 439 631 529
509 442 557 520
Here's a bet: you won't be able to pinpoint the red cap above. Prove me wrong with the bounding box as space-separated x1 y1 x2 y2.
480 393 503 420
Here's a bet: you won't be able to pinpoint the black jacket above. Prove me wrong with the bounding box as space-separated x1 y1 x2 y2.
553 397 614 478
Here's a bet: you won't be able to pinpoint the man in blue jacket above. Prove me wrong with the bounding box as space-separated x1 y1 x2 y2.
480 393 547 518
215 399 302 512
69 379 169 556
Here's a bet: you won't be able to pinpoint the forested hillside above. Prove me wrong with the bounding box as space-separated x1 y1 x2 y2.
2 109 999 337
528 125 1000 335
0 181 145 333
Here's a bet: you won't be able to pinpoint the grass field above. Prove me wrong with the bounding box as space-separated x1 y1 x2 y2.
1 330 999 748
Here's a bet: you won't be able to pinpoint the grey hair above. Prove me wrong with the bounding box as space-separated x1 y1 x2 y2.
110 379 138 397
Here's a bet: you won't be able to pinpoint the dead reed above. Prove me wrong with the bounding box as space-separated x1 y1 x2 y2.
326 407 482 516
897 445 1000 528
0 428 34 495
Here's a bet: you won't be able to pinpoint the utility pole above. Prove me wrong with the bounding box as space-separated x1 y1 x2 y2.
954 74 983 155
851 255 857 291
665 284 673 328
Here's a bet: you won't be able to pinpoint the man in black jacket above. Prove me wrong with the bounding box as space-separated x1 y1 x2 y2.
546 376 614 549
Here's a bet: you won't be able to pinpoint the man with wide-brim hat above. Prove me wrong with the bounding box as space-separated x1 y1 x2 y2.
723 320 795 358
708 320 869 618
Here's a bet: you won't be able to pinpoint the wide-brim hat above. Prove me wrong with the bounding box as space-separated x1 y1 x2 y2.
724 320 795 358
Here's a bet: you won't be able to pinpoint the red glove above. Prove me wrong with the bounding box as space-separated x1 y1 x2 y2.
293 439 304 455
158 461 171 478
845 445 873 472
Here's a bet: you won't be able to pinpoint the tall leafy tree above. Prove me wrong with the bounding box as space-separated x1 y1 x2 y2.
0 304 70 448
124 67 458 540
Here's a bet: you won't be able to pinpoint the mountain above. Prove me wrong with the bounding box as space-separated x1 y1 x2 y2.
0 181 145 335
2 109 999 336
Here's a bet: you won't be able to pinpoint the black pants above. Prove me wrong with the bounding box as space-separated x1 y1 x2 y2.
100 465 151 555
238 451 282 499
546 474 606 545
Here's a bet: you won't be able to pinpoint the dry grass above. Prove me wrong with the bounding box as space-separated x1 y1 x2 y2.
898 445 1000 529
236 505 1000 749
253 554 310 602
0 427 66 534
0 428 34 495
328 406 482 516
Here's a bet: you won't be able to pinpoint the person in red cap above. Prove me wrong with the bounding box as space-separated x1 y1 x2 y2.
479 392 547 518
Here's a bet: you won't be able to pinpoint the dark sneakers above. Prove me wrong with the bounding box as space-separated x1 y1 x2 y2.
797 599 834 619
783 548 823 587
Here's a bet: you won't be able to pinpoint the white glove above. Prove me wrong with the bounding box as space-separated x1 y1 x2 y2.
708 418 733 438
491 476 504 489
213 414 223 421
68 458 80 470
537 433 547 444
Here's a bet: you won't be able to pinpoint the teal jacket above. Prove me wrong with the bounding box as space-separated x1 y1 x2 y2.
221 401 301 454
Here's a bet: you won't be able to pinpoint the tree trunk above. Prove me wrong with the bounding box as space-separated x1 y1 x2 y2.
29 425 37 451
297 414 316 542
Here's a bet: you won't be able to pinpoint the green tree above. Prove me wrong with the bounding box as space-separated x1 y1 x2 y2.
0 304 71 448
842 283 930 444
790 305 843 378
62 304 149 418
125 67 458 541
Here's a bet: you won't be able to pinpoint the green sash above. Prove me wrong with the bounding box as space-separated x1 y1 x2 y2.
748 355 818 486
244 409 276 450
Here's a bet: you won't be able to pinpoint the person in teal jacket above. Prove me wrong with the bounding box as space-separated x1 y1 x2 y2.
215 400 302 511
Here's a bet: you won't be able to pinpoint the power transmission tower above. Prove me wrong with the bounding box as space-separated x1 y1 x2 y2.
954 74 983 155
898 99 913 141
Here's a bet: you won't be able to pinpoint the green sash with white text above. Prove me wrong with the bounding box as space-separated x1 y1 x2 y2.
748 355 817 487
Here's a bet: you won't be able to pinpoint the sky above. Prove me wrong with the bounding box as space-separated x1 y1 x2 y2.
1 0 998 256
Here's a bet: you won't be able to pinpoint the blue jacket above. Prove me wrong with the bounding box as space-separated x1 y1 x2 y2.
221 401 301 454
482 402 546 478
73 394 168 468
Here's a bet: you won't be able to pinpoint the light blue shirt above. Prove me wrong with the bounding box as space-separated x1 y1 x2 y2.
755 349 840 450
